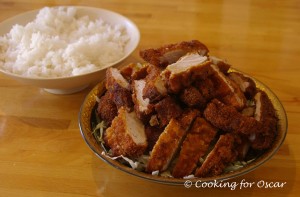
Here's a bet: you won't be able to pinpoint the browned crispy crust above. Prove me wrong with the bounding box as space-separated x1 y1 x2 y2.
104 108 147 158
145 126 164 152
251 91 278 149
120 63 149 83
177 108 201 130
110 84 134 110
143 64 167 103
195 77 216 101
209 65 246 110
154 96 182 128
180 86 206 108
146 119 186 172
140 40 209 67
172 117 217 178
204 99 262 135
97 91 118 126
235 135 251 160
105 68 134 111
194 133 238 177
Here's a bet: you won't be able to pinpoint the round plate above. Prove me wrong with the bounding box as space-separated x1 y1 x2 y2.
0 6 140 94
78 69 287 185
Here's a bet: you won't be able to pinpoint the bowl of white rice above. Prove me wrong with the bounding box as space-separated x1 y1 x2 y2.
0 6 140 94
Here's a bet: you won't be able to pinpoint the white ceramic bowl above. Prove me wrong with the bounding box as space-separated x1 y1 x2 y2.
0 6 140 94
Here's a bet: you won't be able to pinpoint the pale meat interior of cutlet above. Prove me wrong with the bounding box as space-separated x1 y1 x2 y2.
211 64 244 105
166 53 208 74
154 77 167 94
134 80 150 111
254 92 262 121
111 67 130 89
209 55 222 64
242 81 250 91
230 73 250 92
125 111 146 145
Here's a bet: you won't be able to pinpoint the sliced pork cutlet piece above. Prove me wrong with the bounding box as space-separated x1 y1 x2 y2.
132 79 155 122
154 96 183 128
228 72 257 99
97 91 118 126
209 64 247 110
236 135 251 160
146 118 188 173
120 63 149 83
106 67 133 111
195 67 247 111
194 133 238 178
209 56 231 74
178 108 201 129
250 90 278 150
104 107 147 158
203 99 262 136
195 77 216 101
161 53 212 93
142 64 167 103
145 126 164 152
106 67 130 90
172 117 217 178
146 109 198 173
179 86 206 108
140 40 209 68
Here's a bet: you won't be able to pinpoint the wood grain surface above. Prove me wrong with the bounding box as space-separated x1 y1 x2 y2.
0 0 299 196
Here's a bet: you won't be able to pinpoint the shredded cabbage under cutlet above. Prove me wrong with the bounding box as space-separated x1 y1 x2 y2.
92 121 106 144
224 158 256 173
101 151 149 170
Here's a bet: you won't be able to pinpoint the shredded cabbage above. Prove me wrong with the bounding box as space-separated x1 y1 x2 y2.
151 170 159 176
224 158 256 173
92 121 106 144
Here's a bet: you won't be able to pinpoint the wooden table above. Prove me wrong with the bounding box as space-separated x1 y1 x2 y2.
0 0 299 196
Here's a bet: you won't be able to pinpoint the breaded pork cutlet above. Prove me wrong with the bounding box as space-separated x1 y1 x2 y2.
179 86 206 108
142 64 167 103
195 133 239 177
146 110 198 173
97 91 118 126
251 90 278 149
120 63 149 83
154 96 182 128
146 119 185 173
106 67 133 111
195 77 216 101
132 79 154 122
177 108 201 129
161 53 212 93
209 64 246 110
172 117 217 178
228 72 257 99
104 107 147 158
204 99 262 136
145 126 164 152
140 40 209 68
209 56 231 74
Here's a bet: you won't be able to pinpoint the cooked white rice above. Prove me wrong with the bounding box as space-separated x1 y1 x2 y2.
0 6 129 78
